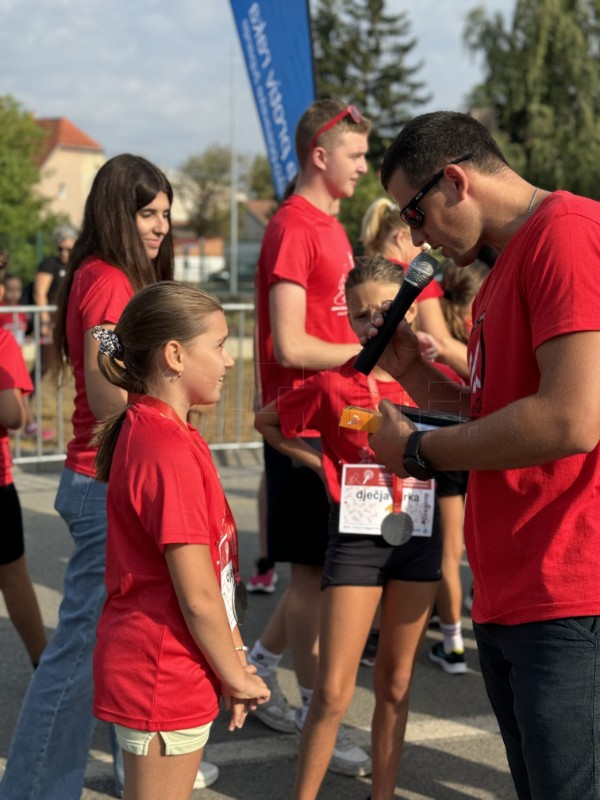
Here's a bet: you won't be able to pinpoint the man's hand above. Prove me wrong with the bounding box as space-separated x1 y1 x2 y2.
362 309 424 379
368 400 416 477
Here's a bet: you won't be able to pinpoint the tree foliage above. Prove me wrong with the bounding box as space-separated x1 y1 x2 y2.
0 95 61 278
311 0 431 166
177 148 277 236
338 165 387 251
247 154 276 199
175 145 234 238
464 0 600 197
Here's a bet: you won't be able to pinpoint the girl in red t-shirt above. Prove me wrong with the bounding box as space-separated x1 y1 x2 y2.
1 155 180 800
256 256 443 800
0 266 47 669
92 282 269 800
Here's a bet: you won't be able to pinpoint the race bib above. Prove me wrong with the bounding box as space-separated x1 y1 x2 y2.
220 561 237 630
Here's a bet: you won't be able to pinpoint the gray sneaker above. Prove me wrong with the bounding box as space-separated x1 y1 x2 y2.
295 715 372 777
252 671 297 733
329 725 372 777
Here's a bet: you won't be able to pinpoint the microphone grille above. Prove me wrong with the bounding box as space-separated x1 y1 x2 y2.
405 252 438 289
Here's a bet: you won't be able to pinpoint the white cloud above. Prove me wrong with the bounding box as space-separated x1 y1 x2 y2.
1 1 515 169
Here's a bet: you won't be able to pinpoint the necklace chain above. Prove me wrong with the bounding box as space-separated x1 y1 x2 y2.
527 187 539 216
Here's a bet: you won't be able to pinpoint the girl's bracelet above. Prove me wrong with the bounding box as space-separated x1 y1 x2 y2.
235 645 249 652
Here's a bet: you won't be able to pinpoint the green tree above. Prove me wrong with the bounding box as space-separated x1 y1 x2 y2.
311 0 431 166
338 164 386 250
0 95 61 279
176 145 233 238
247 154 276 199
176 146 262 237
464 0 600 197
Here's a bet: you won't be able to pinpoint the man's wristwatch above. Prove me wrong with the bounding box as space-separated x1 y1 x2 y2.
403 430 435 480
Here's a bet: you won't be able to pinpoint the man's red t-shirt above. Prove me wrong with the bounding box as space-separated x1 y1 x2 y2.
256 195 356 405
466 191 600 624
65 258 134 477
94 400 237 730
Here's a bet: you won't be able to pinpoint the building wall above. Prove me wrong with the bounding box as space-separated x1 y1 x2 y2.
38 148 106 228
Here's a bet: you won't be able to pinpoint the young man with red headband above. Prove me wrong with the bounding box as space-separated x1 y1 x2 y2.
249 99 373 776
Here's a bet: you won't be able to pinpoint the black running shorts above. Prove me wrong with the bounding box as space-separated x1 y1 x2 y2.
322 503 442 588
0 483 25 565
264 440 330 566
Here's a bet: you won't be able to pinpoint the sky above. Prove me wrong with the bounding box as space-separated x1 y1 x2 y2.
0 0 515 171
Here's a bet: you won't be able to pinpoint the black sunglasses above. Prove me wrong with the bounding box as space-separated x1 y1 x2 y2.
400 154 473 229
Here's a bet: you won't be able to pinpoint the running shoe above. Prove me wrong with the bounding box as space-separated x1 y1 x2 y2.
295 716 372 777
251 671 297 732
22 423 54 442
193 761 220 789
428 641 467 674
246 559 278 593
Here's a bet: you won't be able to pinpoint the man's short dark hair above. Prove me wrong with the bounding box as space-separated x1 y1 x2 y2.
381 111 509 191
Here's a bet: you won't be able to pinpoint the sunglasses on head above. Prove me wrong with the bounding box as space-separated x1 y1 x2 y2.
400 154 473 229
310 105 362 150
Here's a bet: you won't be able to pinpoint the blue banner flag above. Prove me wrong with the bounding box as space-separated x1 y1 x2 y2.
229 0 315 199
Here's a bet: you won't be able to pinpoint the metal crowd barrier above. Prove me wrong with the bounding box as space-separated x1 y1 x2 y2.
5 302 259 468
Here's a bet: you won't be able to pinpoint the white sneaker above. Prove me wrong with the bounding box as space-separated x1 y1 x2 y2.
251 672 297 733
295 715 372 777
194 760 220 789
329 726 372 777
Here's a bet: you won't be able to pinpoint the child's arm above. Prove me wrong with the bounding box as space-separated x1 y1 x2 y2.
0 388 27 430
255 400 324 478
165 543 270 714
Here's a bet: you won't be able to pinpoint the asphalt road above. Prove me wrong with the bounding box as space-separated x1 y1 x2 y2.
0 453 515 799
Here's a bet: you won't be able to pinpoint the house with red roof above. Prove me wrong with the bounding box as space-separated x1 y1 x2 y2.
35 117 106 228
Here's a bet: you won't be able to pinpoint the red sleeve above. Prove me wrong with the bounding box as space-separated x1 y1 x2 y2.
0 330 33 395
79 262 134 331
418 281 444 302
262 219 315 292
276 373 327 439
522 208 600 350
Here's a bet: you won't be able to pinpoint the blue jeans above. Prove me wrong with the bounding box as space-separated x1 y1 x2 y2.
0 468 123 800
474 617 600 800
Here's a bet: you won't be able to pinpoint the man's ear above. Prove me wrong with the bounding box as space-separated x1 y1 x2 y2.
0 283 5 303
443 163 469 201
310 145 328 173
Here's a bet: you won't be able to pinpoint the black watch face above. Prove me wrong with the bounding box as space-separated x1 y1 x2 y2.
403 458 431 482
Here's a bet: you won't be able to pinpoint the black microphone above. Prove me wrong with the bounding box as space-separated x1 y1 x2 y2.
353 252 438 376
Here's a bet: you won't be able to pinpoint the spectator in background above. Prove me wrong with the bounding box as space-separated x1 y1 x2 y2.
0 259 47 669
33 225 78 335
0 270 27 345
427 257 492 675
360 197 468 379
20 226 78 441
0 262 53 442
